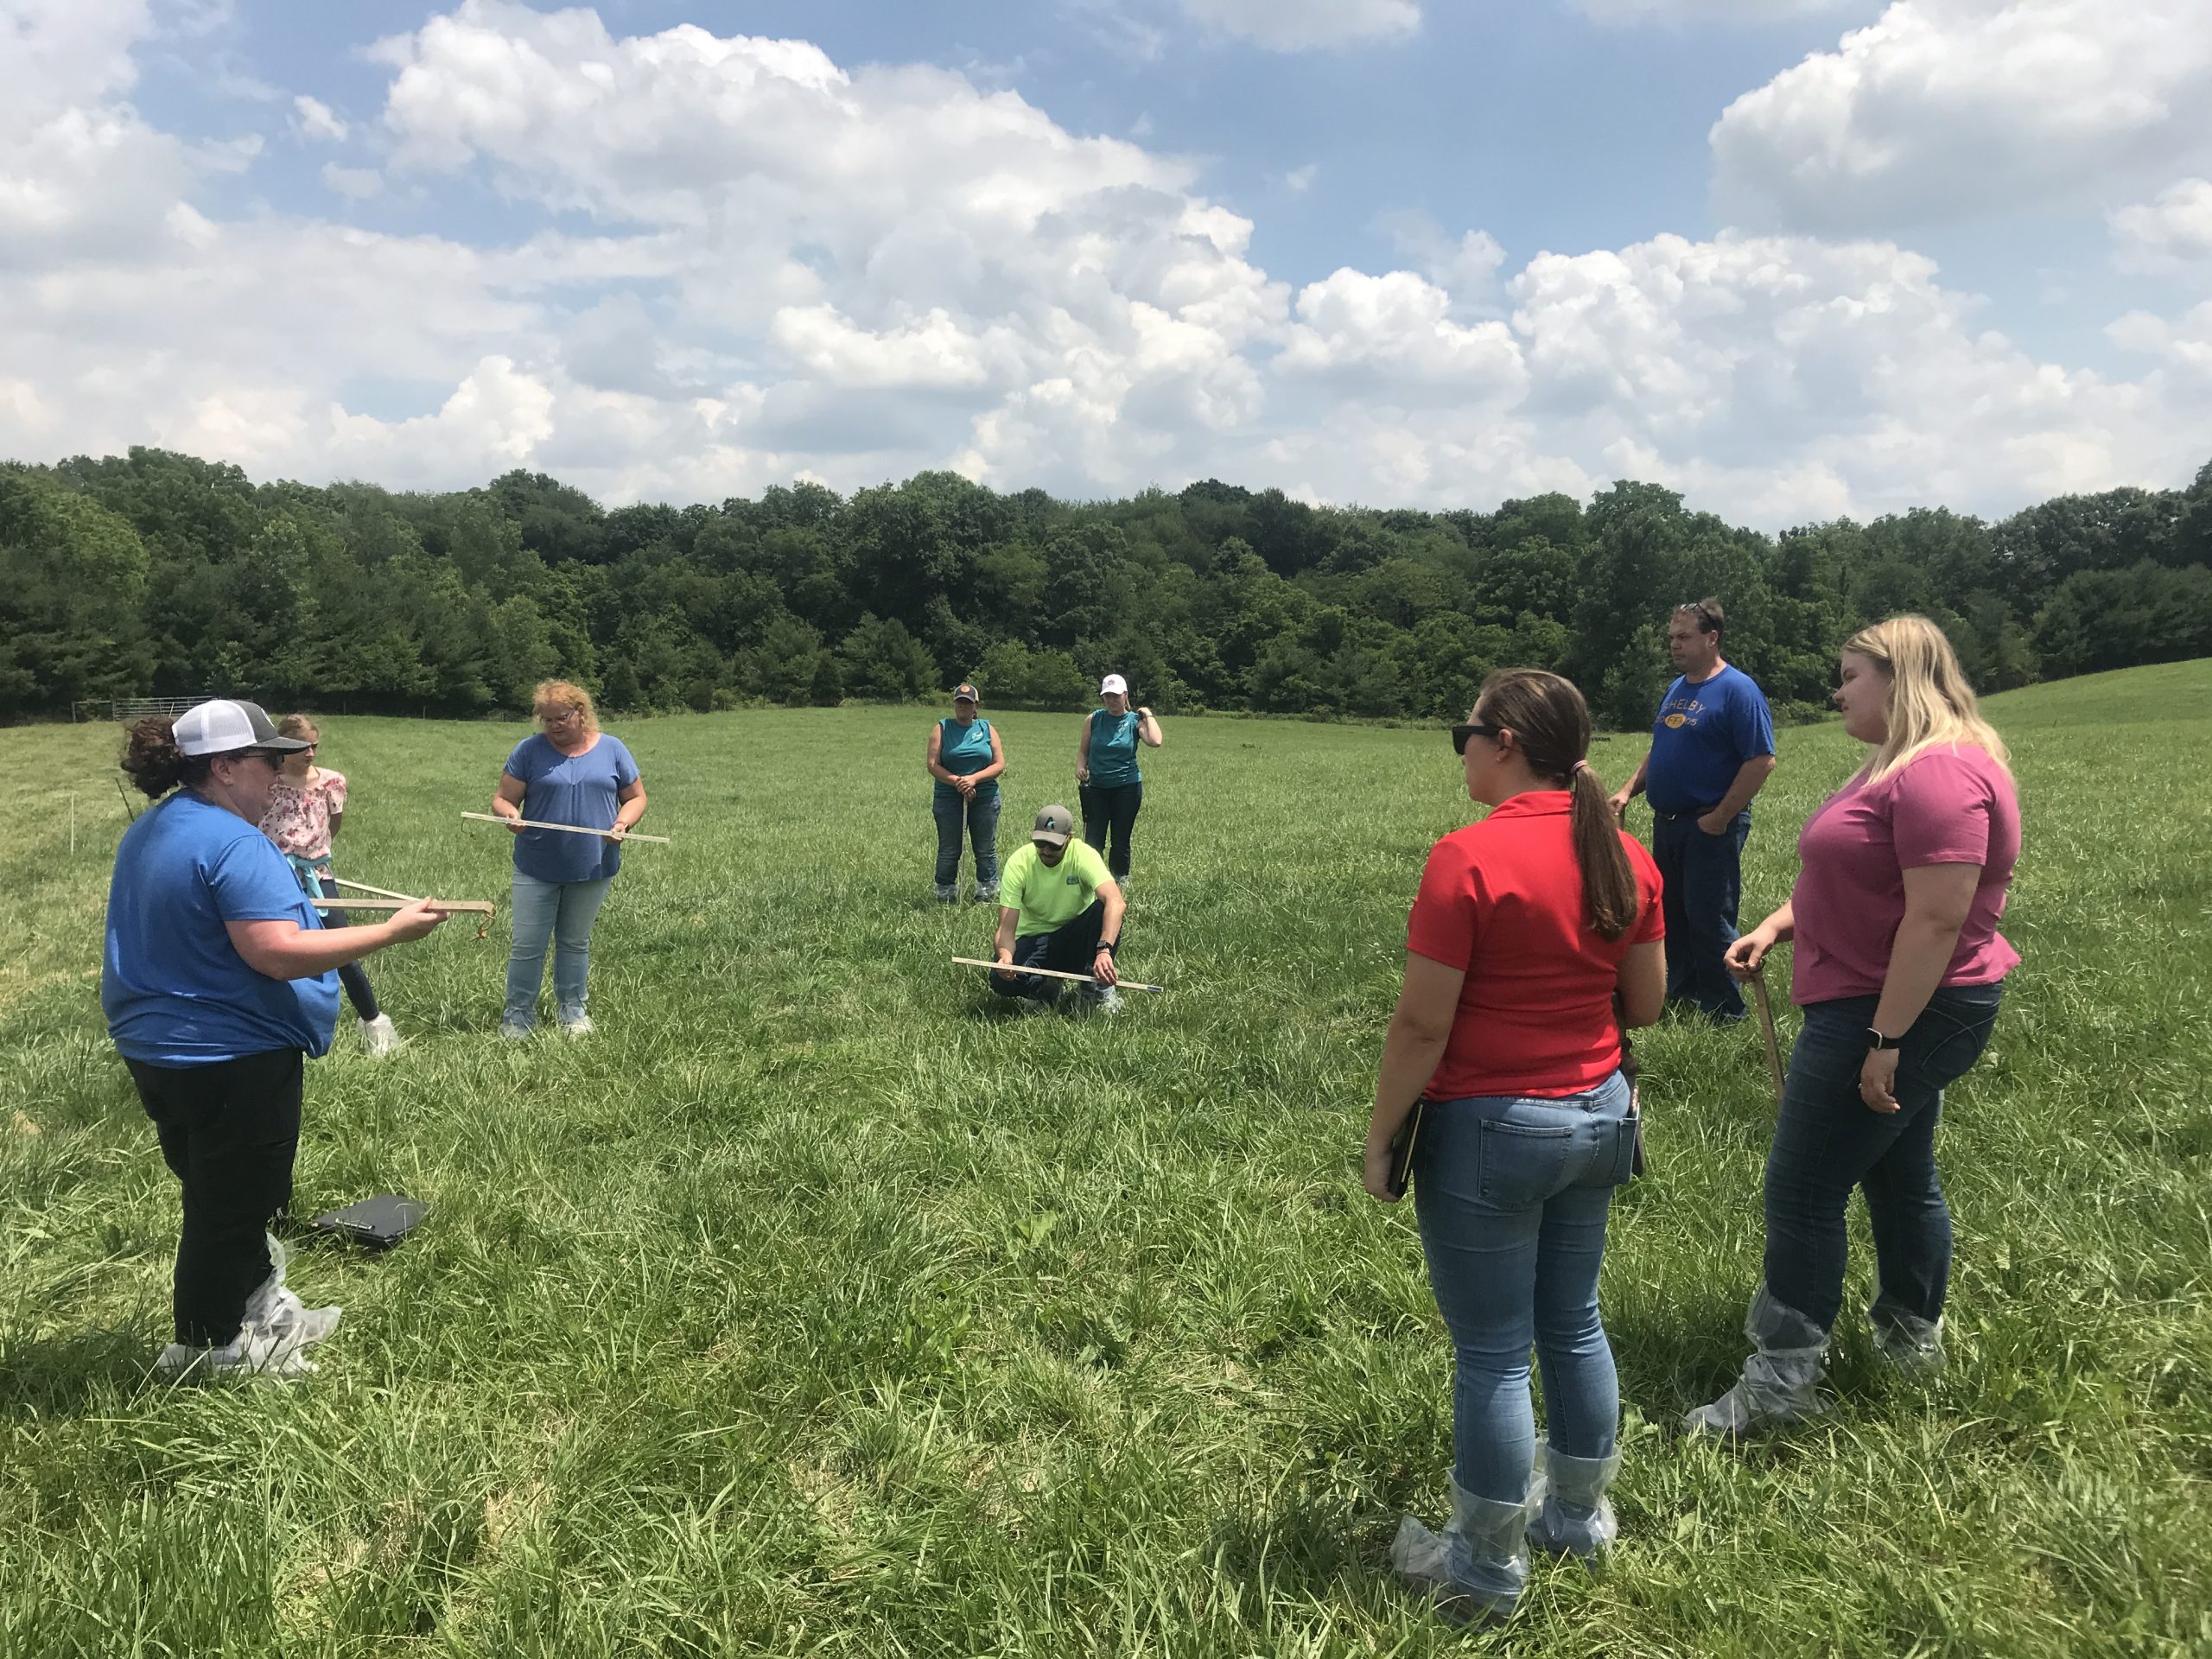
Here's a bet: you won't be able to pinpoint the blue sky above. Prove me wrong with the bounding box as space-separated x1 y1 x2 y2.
5 0 2209 523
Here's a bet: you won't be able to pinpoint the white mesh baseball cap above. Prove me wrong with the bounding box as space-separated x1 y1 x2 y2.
170 699 311 757
1100 673 1128 696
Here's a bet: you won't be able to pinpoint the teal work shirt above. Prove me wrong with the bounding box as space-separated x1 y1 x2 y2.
1085 709 1142 788
934 718 999 800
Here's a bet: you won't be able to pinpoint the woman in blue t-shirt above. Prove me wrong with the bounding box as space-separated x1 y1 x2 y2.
1074 674 1163 887
105 700 446 1379
491 680 647 1039
925 682 1007 902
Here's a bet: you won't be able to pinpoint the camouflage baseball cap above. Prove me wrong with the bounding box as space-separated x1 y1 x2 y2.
1032 804 1074 847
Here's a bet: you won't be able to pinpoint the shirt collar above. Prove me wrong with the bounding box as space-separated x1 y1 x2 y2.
1484 789 1575 820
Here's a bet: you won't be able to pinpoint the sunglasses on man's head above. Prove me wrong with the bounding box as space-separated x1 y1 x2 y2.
1451 722 1501 755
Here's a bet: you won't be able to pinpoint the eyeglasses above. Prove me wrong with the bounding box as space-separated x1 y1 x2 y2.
1674 602 1718 629
1451 723 1502 755
241 749 288 766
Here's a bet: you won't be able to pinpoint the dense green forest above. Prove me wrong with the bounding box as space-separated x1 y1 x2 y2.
3 448 2209 730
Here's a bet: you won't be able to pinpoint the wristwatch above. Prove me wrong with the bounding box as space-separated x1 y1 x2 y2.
1866 1028 1902 1052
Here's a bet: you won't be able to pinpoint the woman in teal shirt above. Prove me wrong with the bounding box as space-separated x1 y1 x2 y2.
926 683 1007 902
1074 673 1164 887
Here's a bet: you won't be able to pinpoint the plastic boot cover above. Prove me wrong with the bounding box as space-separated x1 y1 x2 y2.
934 884 958 905
359 1014 401 1057
1869 1296 1946 1373
240 1233 342 1351
974 884 998 905
1389 1478 1529 1621
1527 1443 1622 1559
1682 1283 1830 1438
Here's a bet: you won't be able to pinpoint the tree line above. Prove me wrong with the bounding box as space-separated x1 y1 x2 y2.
3 447 2209 732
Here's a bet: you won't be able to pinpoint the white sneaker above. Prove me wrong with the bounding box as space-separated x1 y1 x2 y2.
358 1014 401 1057
559 1013 594 1038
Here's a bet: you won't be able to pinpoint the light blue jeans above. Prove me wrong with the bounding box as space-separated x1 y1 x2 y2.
505 872 613 1027
1412 1071 1637 1504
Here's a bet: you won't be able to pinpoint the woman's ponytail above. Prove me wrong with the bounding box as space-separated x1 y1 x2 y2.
1471 670 1642 942
1567 760 1639 942
119 716 206 799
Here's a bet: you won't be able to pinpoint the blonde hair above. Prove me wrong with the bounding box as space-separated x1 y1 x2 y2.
531 680 600 735
276 714 319 742
1846 616 2011 785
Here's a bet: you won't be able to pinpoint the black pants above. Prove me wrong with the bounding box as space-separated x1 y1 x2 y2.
989 900 1112 1003
1078 781 1143 880
314 876 381 1021
124 1050 303 1347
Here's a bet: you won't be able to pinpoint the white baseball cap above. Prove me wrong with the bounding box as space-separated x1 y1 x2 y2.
171 699 311 757
1100 673 1128 696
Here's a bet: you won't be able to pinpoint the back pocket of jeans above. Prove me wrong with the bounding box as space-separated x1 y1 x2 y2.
1477 1119 1578 1209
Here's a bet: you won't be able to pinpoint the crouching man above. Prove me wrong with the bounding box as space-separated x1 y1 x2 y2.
991 804 1127 1013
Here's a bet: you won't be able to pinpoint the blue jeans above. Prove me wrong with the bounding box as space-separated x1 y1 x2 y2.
1764 984 2005 1331
505 871 613 1027
1651 808 1750 1020
1078 781 1142 880
1413 1071 1637 1503
933 789 1001 888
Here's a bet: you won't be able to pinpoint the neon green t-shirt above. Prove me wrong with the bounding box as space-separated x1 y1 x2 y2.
999 839 1113 937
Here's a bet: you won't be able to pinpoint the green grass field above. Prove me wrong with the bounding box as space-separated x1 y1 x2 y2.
3 662 2209 1657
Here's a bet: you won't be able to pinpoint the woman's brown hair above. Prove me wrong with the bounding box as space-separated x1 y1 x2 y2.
1472 669 1641 941
119 716 211 798
276 713 320 743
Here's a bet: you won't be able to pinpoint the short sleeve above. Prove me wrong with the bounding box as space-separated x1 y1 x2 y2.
1071 841 1113 893
1733 677 1777 759
609 739 640 786
1624 835 1666 944
504 738 538 782
207 833 316 923
1890 752 1993 868
321 770 348 814
1406 836 1482 969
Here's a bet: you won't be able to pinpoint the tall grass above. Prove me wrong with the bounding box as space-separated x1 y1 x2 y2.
3 662 2208 1656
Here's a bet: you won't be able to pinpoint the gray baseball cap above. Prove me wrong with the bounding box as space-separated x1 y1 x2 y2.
172 699 312 757
1032 804 1074 846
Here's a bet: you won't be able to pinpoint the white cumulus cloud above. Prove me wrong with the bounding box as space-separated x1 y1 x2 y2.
1712 0 2212 233
2111 178 2212 273
290 94 346 143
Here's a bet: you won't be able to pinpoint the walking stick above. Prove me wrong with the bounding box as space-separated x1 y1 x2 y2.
1751 966 1786 1105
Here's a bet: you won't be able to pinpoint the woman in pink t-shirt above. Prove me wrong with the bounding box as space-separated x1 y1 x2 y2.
1686 617 2020 1437
260 715 399 1057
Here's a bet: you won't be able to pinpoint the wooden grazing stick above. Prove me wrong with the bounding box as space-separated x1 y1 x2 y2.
1751 967 1786 1105
312 898 495 915
950 957 1166 994
461 811 671 844
328 875 422 902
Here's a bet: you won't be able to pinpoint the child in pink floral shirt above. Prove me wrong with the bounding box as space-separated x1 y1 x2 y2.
260 716 399 1056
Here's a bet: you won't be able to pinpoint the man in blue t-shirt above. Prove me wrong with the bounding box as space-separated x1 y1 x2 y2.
1609 598 1777 1021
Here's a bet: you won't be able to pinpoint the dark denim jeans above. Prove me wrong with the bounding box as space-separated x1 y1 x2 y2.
1764 983 2005 1332
125 1049 303 1347
933 788 1001 888
1412 1071 1637 1503
988 899 1109 1004
1078 781 1142 880
313 874 381 1021
1651 808 1750 1020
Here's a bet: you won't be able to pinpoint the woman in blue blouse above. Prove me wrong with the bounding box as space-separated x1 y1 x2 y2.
1075 674 1164 888
925 683 1007 902
491 680 647 1039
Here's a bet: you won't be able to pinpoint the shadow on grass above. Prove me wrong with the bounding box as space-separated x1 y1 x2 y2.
1207 1484 1372 1603
0 1325 155 1417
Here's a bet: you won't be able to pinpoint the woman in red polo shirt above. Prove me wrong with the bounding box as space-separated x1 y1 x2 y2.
1365 668 1665 1623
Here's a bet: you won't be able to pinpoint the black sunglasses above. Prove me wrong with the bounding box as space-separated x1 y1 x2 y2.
1451 722 1502 755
